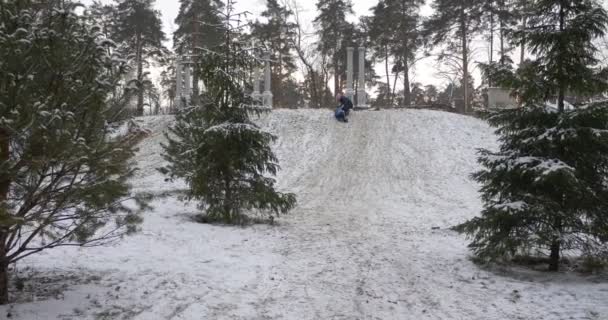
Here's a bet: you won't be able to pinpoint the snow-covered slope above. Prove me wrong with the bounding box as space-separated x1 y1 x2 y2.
3 109 607 320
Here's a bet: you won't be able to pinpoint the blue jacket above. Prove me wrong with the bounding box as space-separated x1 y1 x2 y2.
339 96 353 111
335 106 345 119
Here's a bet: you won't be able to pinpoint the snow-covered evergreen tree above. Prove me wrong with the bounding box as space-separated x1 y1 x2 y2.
162 0 296 224
458 0 608 271
0 0 148 303
457 105 608 271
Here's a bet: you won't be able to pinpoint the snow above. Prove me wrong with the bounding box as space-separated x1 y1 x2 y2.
205 122 265 137
493 201 527 211
3 109 608 320
514 157 574 176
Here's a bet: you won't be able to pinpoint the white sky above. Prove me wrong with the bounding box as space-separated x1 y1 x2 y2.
85 0 488 91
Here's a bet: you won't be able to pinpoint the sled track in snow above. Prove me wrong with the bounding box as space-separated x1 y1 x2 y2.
6 109 608 320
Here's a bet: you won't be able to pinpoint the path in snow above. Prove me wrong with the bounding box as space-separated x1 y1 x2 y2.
3 110 607 320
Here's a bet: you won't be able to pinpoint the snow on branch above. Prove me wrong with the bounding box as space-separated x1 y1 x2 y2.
204 122 267 137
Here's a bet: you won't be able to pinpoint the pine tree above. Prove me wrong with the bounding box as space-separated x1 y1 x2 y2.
250 0 298 108
457 0 608 271
114 0 166 116
368 0 424 107
483 0 517 67
424 0 485 113
86 2 136 121
365 4 394 106
0 0 148 303
174 0 225 104
88 0 118 40
162 0 296 224
314 0 354 96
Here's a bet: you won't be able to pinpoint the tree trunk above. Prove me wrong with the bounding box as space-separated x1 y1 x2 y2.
392 71 399 106
461 11 469 113
310 70 320 108
549 237 561 271
403 59 411 107
223 175 232 223
385 47 392 107
191 15 200 106
0 259 7 305
520 2 527 65
557 4 565 113
500 20 505 62
558 89 565 113
0 127 9 303
489 11 494 65
136 31 144 116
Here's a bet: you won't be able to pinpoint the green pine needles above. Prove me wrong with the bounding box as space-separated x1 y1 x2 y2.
456 105 608 271
0 0 149 303
459 0 608 271
162 1 296 225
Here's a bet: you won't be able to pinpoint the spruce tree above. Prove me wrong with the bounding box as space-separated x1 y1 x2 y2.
457 0 608 271
162 0 296 224
114 0 166 116
457 105 608 271
424 0 485 113
250 0 298 108
0 0 147 303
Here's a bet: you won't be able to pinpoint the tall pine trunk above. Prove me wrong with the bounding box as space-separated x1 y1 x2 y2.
461 11 469 113
557 4 565 112
0 128 10 304
403 58 411 107
489 11 494 65
520 2 527 65
192 18 200 106
500 20 505 62
498 0 506 62
385 47 392 107
136 31 144 116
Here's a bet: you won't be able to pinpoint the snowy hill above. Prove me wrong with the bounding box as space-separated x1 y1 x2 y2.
3 109 607 320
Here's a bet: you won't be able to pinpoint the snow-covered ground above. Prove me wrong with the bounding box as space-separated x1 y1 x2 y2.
3 109 607 320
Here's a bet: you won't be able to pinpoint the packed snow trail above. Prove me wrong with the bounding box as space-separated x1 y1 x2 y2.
3 110 607 320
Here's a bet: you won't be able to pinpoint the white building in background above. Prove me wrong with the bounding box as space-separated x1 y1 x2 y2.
487 87 518 109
